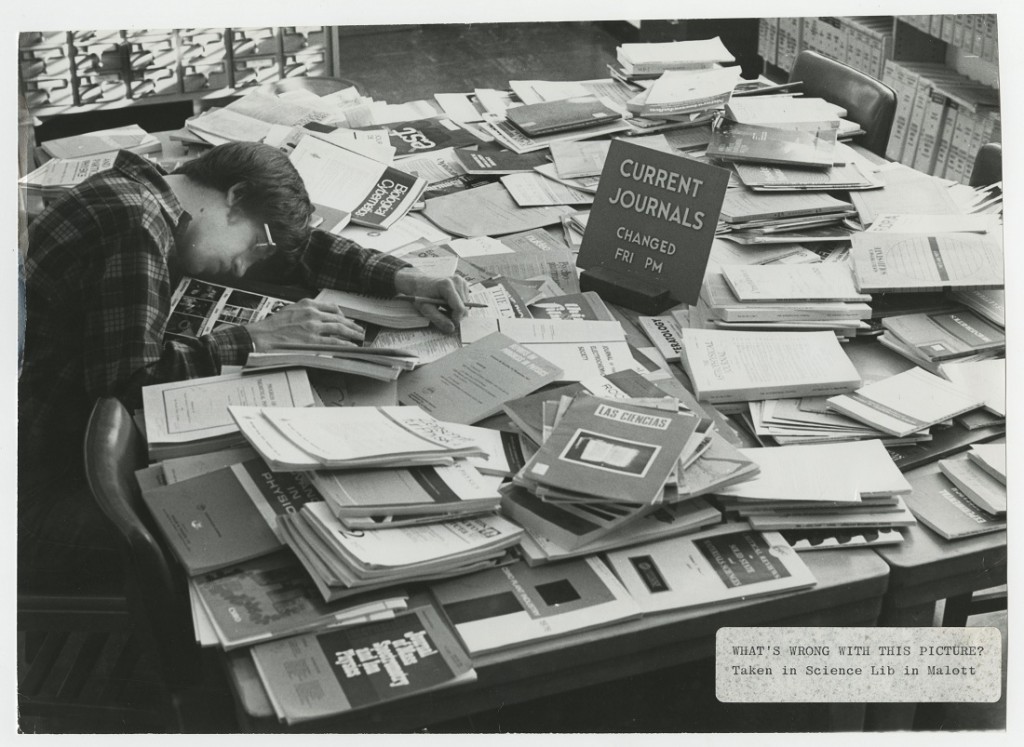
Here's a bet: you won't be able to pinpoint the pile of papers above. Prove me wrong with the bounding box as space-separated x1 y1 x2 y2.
879 307 1004 375
902 456 1005 541
502 391 758 556
227 405 486 471
187 552 409 650
141 370 317 462
695 264 873 339
938 448 1006 517
826 367 985 439
279 504 523 602
714 440 917 532
716 188 856 245
245 345 420 382
615 36 737 79
745 396 930 448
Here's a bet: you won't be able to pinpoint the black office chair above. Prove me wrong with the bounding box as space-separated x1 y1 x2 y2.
969 142 1002 187
788 50 898 158
19 397 237 732
84 396 239 731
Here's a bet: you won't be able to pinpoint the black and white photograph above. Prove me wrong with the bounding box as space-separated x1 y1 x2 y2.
10 0 1016 738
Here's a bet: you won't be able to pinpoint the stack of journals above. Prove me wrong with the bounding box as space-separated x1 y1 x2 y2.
512 496 723 565
676 328 861 404
849 232 1004 294
278 504 523 602
140 455 322 576
504 96 623 138
603 524 817 614
878 307 1005 375
245 344 420 382
39 123 161 158
938 358 1006 429
714 440 917 532
707 118 840 170
625 66 742 120
503 392 757 555
722 96 861 139
614 36 736 80
19 153 118 199
512 394 705 508
141 370 317 462
937 449 1006 517
187 552 410 650
730 155 881 191
950 288 1004 328
695 265 872 338
287 133 427 231
479 114 630 155
307 458 505 529
745 396 931 448
430 557 641 654
717 189 856 243
226 405 487 471
248 602 476 724
826 367 985 439
902 458 1006 541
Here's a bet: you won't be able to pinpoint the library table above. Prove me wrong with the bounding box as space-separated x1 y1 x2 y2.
865 459 1007 730
223 548 889 732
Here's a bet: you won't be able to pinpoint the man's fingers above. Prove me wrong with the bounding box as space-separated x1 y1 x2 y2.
416 303 455 334
318 321 365 341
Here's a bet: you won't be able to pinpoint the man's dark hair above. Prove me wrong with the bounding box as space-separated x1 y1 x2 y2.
173 141 314 255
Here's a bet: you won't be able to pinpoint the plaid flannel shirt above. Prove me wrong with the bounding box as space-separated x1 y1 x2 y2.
19 151 410 480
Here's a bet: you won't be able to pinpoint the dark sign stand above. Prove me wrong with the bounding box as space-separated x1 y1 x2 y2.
579 266 674 314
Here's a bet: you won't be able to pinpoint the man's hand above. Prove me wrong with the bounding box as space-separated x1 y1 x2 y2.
394 268 470 334
246 298 365 352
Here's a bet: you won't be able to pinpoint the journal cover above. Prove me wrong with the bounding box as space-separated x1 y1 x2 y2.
881 309 1005 362
707 119 839 169
604 525 816 614
250 604 475 724
505 96 622 137
431 557 640 653
903 466 1006 540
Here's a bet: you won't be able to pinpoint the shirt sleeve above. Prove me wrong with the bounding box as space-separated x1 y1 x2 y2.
276 228 412 295
80 224 245 407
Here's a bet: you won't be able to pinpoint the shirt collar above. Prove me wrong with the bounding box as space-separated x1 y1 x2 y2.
111 150 189 230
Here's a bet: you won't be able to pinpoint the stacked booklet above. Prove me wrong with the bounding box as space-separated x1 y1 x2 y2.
227 405 487 471
696 265 872 338
141 370 317 461
603 523 817 614
717 189 856 244
245 345 420 382
677 328 861 404
503 392 757 554
937 450 1006 517
849 232 1004 294
879 308 1005 376
707 118 840 170
902 459 1006 541
714 440 917 532
278 503 523 602
625 66 742 120
248 602 476 724
614 36 736 80
430 557 641 654
744 395 932 448
188 552 410 650
826 367 984 439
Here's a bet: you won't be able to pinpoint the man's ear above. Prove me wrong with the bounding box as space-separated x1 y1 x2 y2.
225 183 248 216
